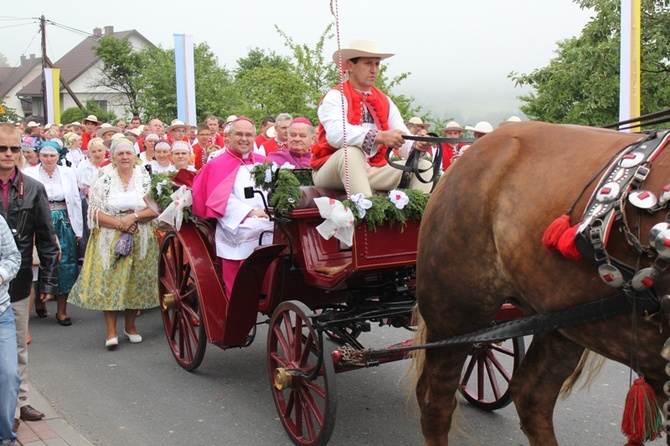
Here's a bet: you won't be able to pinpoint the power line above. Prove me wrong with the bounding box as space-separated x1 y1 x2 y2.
46 20 94 38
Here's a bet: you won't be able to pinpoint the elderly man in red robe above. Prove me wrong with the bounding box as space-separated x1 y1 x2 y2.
311 39 432 197
192 117 274 293
266 117 313 168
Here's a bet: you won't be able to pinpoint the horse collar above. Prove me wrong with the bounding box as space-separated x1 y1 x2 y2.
574 130 670 308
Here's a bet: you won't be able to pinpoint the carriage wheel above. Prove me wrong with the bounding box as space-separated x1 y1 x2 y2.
459 336 525 411
159 231 207 371
268 301 337 446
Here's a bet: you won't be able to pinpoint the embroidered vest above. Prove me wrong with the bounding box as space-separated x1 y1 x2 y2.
311 81 391 169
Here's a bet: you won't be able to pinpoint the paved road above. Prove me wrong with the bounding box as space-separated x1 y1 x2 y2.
25 303 668 445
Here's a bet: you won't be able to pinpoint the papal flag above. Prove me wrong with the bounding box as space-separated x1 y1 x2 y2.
44 68 61 125
174 34 196 126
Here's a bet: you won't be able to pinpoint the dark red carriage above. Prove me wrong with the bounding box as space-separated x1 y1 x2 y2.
157 184 525 445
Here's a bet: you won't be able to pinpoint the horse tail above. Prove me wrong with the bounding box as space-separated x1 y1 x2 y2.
559 349 605 399
408 304 427 409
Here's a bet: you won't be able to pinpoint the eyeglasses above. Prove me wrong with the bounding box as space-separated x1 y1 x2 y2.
232 132 255 139
0 146 21 153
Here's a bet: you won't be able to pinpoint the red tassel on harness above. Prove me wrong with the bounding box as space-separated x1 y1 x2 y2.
621 377 663 445
556 224 582 260
542 214 570 250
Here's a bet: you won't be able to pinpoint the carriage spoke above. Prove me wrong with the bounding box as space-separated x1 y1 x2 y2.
268 301 337 446
159 231 207 371
459 338 525 411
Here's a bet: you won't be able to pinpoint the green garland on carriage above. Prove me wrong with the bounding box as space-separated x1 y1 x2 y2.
250 163 429 229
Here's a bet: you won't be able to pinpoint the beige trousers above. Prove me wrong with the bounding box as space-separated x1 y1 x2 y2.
312 147 433 196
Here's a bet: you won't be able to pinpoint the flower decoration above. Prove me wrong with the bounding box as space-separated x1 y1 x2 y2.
314 197 355 246
389 189 409 210
150 172 193 225
350 193 372 218
157 185 193 230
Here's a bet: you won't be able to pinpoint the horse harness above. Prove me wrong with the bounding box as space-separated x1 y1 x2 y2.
359 130 670 365
574 129 670 317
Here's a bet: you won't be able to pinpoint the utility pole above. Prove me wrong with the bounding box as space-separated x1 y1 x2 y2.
40 15 47 121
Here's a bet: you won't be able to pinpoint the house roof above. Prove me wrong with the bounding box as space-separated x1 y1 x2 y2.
17 28 153 97
0 56 42 98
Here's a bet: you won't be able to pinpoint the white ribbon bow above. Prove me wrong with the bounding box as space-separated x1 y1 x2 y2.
314 197 355 246
157 185 193 230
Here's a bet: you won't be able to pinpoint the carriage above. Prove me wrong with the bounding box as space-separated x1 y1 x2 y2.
155 168 526 446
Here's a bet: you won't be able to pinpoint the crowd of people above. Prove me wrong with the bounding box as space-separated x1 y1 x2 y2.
0 37 523 445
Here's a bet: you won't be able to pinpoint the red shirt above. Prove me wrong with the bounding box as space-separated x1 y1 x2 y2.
261 138 288 155
255 134 268 149
191 143 207 170
81 132 93 150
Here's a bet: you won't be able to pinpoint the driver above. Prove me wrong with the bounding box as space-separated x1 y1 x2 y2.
310 38 433 197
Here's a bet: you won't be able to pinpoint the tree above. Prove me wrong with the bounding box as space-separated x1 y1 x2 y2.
139 43 233 124
93 36 146 117
275 24 339 110
61 100 116 125
0 98 20 123
510 0 670 125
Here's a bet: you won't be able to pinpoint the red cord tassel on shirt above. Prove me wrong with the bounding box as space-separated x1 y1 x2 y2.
621 377 663 445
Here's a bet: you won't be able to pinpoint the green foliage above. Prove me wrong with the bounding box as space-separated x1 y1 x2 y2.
344 188 429 230
149 172 192 221
252 164 429 227
94 36 145 116
61 99 116 124
510 0 670 125
0 98 20 123
275 24 339 111
252 164 313 214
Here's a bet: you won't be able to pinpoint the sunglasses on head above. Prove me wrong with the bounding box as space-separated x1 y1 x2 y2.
0 146 21 153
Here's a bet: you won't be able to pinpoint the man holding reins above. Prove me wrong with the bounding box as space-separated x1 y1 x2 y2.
310 39 433 197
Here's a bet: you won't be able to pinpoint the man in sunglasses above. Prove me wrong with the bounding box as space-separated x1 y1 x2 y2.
0 123 59 433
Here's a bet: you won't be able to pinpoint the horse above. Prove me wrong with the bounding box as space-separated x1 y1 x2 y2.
414 120 670 446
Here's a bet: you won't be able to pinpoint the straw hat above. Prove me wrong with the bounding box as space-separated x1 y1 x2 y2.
83 115 101 125
96 123 121 138
408 117 430 129
440 121 466 133
166 120 188 132
466 121 493 135
332 39 394 64
27 121 39 128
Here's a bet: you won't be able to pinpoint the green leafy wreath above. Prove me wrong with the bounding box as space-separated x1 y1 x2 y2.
251 163 429 229
149 172 192 222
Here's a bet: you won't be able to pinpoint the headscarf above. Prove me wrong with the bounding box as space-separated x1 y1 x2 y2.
38 140 60 155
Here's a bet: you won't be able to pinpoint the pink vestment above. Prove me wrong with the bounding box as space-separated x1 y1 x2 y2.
192 150 265 219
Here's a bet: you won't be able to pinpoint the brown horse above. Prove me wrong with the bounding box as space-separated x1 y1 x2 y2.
414 121 670 445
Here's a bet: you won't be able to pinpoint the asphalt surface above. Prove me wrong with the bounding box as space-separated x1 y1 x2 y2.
24 302 670 445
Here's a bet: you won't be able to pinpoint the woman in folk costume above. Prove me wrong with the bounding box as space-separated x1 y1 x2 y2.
24 141 83 326
69 138 159 349
192 117 274 293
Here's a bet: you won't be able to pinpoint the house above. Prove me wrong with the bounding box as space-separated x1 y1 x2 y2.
16 26 154 122
0 54 43 119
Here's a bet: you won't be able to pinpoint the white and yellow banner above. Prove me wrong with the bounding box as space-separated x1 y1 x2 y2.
44 68 61 125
